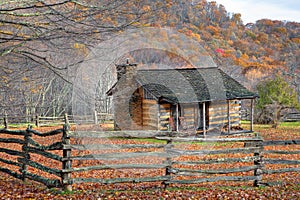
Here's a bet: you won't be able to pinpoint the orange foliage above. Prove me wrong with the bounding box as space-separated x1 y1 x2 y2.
291 38 300 44
206 25 219 36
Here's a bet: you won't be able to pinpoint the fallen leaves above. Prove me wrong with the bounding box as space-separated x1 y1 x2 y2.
0 124 299 199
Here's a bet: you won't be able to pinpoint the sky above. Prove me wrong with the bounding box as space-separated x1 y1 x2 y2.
215 0 300 24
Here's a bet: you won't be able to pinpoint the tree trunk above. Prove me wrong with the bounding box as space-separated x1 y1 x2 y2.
272 105 282 129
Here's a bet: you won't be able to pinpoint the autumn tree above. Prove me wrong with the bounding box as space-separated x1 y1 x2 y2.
255 76 300 128
1 0 300 119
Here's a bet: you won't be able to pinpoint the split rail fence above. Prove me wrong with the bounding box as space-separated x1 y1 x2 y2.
0 121 299 191
283 112 300 122
0 112 114 128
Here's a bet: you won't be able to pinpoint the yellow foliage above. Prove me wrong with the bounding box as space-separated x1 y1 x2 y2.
30 88 36 93
22 77 29 81
75 4 88 11
18 33 30 39
192 33 201 42
1 76 8 83
227 40 233 45
73 43 85 49
73 42 88 56
245 68 264 80
142 5 151 12
206 25 219 36
274 27 287 34
0 30 14 35
13 24 22 30
291 38 300 44
34 22 49 27
166 0 173 8
241 53 249 60
93 14 102 20
263 56 274 63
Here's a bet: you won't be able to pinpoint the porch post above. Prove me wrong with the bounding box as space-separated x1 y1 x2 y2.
227 100 231 134
176 103 179 132
203 102 206 137
250 99 254 132
157 103 160 131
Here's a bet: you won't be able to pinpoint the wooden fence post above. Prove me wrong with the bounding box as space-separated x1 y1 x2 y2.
163 139 172 189
250 99 254 132
94 111 98 124
62 116 72 191
253 136 264 187
227 100 231 134
35 115 40 127
64 113 69 125
21 125 32 181
4 112 8 129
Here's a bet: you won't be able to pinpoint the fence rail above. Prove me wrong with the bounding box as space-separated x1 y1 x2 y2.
0 112 114 128
59 132 265 189
283 112 300 122
0 126 64 188
241 110 300 122
0 123 299 191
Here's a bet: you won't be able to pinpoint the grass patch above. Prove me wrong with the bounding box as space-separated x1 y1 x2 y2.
49 188 82 196
130 138 237 148
242 120 300 130
166 185 209 192
130 138 168 144
38 123 66 127
279 121 300 127
5 123 36 129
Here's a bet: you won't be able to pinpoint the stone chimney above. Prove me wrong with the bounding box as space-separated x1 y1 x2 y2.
113 59 138 130
116 58 137 80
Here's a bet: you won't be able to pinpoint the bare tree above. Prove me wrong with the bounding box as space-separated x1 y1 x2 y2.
0 0 164 117
1 0 161 77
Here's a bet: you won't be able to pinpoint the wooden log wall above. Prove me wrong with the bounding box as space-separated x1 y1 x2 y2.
142 99 158 130
181 105 197 130
209 100 241 129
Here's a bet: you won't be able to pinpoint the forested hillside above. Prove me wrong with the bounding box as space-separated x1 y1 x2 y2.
147 0 299 90
0 0 299 117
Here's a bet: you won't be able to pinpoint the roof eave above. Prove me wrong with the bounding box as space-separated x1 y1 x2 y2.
227 95 258 100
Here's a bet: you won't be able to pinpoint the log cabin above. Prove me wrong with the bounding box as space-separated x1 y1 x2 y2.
107 62 258 135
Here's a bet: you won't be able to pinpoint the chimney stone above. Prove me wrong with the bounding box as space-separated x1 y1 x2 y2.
116 61 137 80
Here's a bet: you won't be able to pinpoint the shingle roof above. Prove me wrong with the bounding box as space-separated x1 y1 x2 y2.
136 68 257 103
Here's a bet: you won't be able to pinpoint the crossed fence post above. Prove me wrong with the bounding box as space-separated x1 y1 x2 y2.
4 112 8 129
62 113 72 191
253 134 264 187
21 125 32 181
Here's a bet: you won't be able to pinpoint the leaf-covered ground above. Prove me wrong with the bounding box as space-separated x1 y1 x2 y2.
0 123 299 199
0 173 299 199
